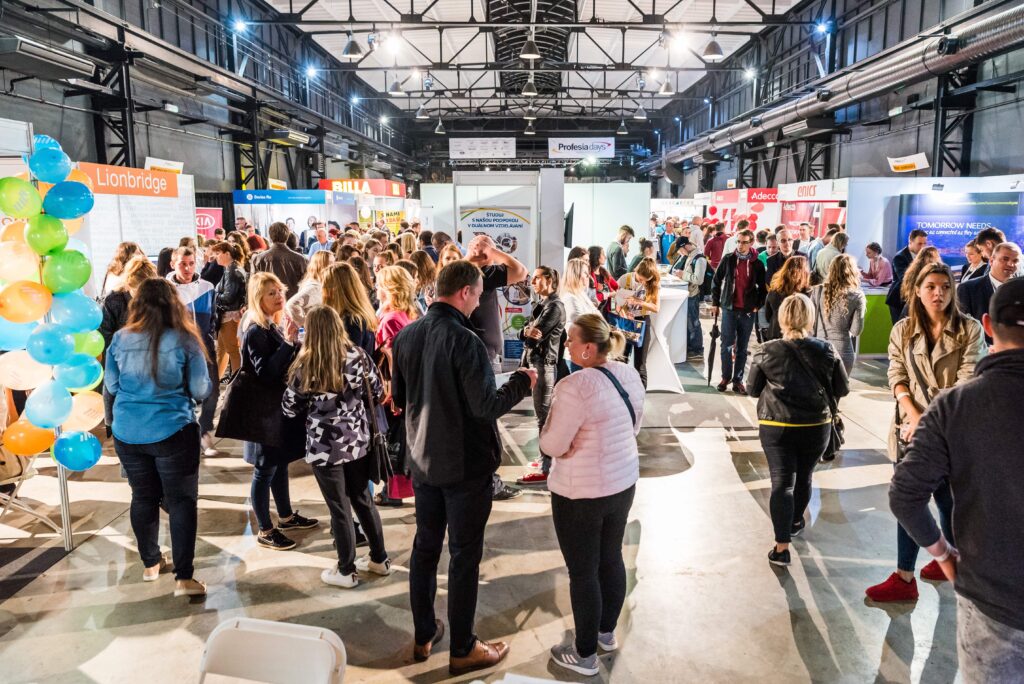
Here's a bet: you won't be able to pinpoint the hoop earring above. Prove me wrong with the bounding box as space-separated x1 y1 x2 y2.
581 350 591 360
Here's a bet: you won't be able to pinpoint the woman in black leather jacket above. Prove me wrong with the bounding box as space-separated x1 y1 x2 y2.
748 292 849 567
515 266 567 486
211 241 248 379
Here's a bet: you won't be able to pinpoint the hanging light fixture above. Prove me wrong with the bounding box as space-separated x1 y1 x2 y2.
340 34 364 61
520 31 541 60
415 103 430 119
521 77 538 97
633 103 647 120
658 78 675 96
387 74 403 96
434 117 446 134
523 104 537 121
524 121 536 135
703 0 725 62
616 119 628 135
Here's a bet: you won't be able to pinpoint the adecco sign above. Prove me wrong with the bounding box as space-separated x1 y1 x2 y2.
547 137 615 159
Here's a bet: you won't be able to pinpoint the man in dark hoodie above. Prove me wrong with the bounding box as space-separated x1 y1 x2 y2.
890 276 1024 683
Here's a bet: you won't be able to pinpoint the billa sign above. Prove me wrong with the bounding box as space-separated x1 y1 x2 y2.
317 179 406 197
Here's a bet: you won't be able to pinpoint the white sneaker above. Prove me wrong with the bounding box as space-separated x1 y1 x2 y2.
354 555 392 576
321 567 359 588
201 432 219 456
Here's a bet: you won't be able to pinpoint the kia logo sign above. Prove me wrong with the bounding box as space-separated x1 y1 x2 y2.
196 214 216 229
797 185 817 198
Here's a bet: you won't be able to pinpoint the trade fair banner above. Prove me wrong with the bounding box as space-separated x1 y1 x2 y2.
458 205 535 369
898 191 1024 267
448 138 516 160
195 207 223 239
547 137 615 159
232 190 358 242
318 178 406 197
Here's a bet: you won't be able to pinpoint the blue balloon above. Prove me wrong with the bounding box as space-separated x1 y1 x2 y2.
54 353 103 390
0 319 37 351
26 323 75 365
28 148 72 185
53 431 102 471
24 381 73 429
33 134 62 152
41 181 94 220
50 291 102 332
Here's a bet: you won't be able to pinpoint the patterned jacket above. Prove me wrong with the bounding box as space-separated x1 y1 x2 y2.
281 346 385 466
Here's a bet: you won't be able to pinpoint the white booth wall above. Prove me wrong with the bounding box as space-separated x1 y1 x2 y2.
563 183 650 254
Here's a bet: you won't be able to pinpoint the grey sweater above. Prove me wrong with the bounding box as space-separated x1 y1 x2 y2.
889 348 1024 631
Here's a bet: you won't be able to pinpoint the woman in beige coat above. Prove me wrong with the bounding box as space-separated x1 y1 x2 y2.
866 263 985 603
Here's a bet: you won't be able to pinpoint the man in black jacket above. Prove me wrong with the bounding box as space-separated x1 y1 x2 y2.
711 228 766 394
392 260 536 676
890 277 1024 683
886 229 928 324
958 242 1021 344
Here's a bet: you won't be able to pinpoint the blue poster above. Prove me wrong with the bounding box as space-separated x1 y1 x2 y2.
232 189 327 205
898 192 1024 267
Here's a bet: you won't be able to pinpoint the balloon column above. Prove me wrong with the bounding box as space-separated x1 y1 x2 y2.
0 135 104 472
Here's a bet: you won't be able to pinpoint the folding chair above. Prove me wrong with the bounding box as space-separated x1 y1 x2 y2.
199 617 347 684
0 453 61 533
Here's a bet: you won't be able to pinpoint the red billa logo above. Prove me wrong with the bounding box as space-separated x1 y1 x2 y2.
196 213 217 229
797 185 817 198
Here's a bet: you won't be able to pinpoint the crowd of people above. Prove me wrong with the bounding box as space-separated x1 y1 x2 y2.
6 210 1021 680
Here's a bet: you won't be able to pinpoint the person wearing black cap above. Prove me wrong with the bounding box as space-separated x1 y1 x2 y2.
890 276 1024 683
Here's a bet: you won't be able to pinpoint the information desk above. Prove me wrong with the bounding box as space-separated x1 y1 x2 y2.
645 283 688 393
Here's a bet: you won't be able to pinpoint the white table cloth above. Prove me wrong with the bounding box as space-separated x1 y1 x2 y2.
645 286 687 393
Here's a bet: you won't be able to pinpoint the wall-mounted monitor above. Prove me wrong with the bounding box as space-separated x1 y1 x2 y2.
897 191 1024 267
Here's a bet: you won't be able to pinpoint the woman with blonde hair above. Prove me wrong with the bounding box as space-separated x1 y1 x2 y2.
373 265 419 506
102 241 144 296
397 232 417 258
865 263 984 602
764 255 810 341
559 258 600 372
322 262 378 356
748 293 849 567
539 313 644 676
812 254 866 373
438 242 463 269
227 272 318 551
283 306 392 588
618 257 661 388
285 250 335 327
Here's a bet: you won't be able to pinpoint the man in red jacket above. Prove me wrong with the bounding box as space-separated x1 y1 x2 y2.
704 223 729 270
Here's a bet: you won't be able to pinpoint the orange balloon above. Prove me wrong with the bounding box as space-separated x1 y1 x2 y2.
13 172 29 181
3 418 56 456
66 168 94 191
0 281 52 323
63 216 85 236
1 220 27 243
36 182 53 200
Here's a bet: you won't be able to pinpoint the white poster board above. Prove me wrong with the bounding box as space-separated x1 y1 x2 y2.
448 138 516 159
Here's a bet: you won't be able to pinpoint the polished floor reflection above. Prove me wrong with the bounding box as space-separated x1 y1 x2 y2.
0 357 959 683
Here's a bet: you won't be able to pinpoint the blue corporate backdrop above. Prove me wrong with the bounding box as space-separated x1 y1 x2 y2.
898 191 1024 267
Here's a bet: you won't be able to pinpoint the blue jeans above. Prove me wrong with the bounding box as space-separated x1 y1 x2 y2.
250 459 294 531
687 296 703 354
720 309 756 383
897 479 954 572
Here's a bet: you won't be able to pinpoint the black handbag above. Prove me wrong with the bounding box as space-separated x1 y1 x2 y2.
216 367 290 446
361 366 393 486
787 342 845 457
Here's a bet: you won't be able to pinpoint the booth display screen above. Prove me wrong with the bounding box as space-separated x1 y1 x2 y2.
898 192 1024 266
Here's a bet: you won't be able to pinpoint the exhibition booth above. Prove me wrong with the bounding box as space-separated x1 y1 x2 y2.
232 189 358 244
705 187 782 233
318 178 406 232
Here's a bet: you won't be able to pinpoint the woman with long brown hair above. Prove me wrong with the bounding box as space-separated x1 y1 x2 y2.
764 255 811 341
409 250 438 310
322 262 378 356
897 246 942 319
102 241 143 296
348 255 377 308
226 230 253 271
812 254 866 373
865 262 985 602
210 241 248 379
104 278 212 597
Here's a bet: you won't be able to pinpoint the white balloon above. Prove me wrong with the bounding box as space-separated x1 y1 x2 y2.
62 390 104 431
0 242 41 283
0 350 52 390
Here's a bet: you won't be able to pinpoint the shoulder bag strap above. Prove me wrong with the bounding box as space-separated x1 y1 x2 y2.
786 341 837 416
593 366 637 426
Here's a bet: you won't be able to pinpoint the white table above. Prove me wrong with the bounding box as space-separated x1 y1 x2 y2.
645 285 688 393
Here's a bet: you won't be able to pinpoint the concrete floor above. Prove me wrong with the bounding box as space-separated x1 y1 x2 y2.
0 353 961 684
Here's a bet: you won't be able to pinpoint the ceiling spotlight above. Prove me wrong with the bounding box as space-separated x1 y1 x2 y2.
484 166 490 172
380 115 389 124
703 38 725 62
703 96 712 105
633 103 647 120
816 21 830 34
647 69 659 81
520 33 541 60
672 33 688 50
387 78 403 96
422 73 434 90
616 120 628 135
351 95 360 104
524 105 537 121
522 78 539 97
305 66 318 78
233 19 247 32
340 35 364 61
384 32 401 52
434 117 446 134
585 155 596 165
637 74 647 90
658 79 675 96
674 116 681 122
744 68 756 80
415 103 430 119
525 121 536 135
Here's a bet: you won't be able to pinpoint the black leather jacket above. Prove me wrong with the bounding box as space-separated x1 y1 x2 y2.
748 337 849 424
215 263 247 319
519 294 566 365
392 302 532 487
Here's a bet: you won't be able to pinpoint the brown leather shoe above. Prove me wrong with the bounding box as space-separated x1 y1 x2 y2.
413 619 445 662
449 639 509 676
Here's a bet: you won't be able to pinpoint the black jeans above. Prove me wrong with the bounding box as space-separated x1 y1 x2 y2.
115 422 201 580
760 424 831 543
409 473 493 657
630 316 652 388
312 456 388 575
551 485 636 658
532 359 556 474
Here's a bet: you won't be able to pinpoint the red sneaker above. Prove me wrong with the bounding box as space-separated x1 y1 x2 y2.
516 472 548 486
865 573 919 602
920 560 948 582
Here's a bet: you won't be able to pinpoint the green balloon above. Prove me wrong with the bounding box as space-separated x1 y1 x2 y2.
42 250 92 294
72 330 104 357
0 177 43 218
24 214 69 256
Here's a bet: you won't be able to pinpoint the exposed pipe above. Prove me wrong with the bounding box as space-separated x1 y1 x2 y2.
659 2 1024 167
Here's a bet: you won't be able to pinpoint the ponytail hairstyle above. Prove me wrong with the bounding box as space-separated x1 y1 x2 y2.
287 305 352 394
572 313 626 359
535 265 560 294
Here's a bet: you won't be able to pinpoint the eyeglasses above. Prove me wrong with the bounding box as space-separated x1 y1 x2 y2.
737 239 753 245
